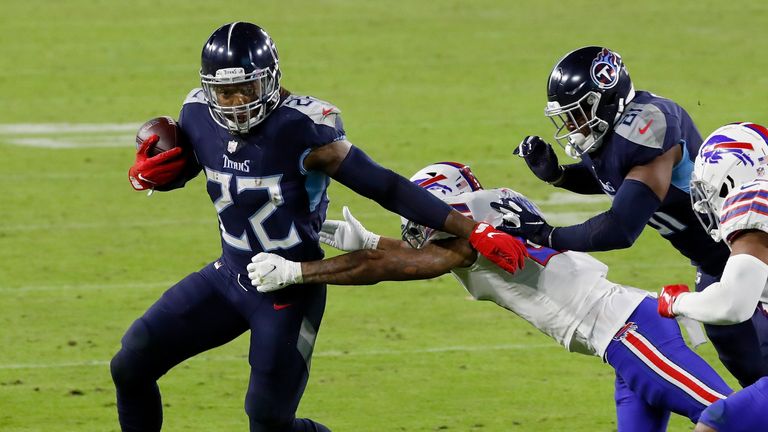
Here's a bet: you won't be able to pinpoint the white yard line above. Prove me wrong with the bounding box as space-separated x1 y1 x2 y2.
0 123 139 149
0 218 213 232
0 343 557 370
0 123 141 134
0 281 177 293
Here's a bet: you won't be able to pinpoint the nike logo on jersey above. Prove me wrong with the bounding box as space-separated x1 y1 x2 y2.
321 107 334 117
639 119 654 135
273 303 293 311
487 232 500 238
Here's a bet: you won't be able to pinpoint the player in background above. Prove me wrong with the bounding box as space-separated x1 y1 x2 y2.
693 378 768 432
248 162 733 432
113 22 527 432
502 46 768 386
655 123 768 431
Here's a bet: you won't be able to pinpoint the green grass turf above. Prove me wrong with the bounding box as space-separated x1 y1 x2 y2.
2 0 767 430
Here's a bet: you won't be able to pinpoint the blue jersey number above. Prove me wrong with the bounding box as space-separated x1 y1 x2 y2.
205 168 301 252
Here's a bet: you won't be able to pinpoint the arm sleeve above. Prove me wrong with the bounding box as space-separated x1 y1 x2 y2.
550 179 661 251
333 146 452 230
674 254 768 325
553 163 605 194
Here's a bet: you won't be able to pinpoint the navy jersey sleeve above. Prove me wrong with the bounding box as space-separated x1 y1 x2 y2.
281 95 347 149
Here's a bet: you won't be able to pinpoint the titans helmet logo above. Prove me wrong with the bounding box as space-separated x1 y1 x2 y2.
590 48 621 89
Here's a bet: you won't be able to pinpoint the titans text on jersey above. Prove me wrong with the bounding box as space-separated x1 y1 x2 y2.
178 90 345 275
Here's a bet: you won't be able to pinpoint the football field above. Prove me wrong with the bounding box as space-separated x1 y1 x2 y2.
2 1 767 430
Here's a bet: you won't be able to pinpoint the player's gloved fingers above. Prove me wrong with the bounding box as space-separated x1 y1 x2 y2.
147 146 184 164
492 200 523 214
494 224 520 237
496 254 519 273
501 213 521 228
320 219 342 235
342 206 364 229
251 252 272 264
516 137 532 157
317 232 337 247
147 156 186 175
137 134 160 156
256 284 275 293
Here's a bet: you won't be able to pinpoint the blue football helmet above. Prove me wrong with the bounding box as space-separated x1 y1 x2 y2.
545 46 635 157
200 22 282 134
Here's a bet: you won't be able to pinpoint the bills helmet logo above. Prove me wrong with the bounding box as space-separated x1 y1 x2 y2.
414 174 454 195
590 48 621 89
700 135 756 166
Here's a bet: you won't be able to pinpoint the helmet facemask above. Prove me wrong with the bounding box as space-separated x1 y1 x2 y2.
201 65 281 134
401 222 434 249
545 91 608 158
690 174 729 242
400 162 483 248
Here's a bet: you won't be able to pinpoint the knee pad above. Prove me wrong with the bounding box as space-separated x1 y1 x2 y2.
111 319 159 386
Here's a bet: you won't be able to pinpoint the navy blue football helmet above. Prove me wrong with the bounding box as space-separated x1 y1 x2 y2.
200 22 282 134
545 46 635 157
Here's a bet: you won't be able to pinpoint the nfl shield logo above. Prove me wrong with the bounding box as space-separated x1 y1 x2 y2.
227 140 239 154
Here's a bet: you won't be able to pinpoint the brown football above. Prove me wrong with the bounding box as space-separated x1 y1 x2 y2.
135 116 183 157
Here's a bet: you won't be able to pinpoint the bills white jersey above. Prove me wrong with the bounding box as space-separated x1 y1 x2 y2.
444 188 647 357
719 178 768 304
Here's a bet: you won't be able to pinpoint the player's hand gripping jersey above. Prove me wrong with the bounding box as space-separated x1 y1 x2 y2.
176 90 344 275
446 188 647 357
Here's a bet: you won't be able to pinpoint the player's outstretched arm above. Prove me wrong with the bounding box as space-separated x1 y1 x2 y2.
248 238 476 292
545 147 676 251
667 231 768 324
304 140 469 234
304 140 528 273
305 237 475 286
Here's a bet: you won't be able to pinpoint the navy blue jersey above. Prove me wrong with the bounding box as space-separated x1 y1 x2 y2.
581 91 730 275
178 89 345 274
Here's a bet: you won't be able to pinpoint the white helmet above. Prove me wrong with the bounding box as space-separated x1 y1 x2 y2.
691 122 768 241
401 162 483 248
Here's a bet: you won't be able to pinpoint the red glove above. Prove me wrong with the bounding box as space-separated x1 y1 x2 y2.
468 223 529 273
658 284 690 318
128 134 186 191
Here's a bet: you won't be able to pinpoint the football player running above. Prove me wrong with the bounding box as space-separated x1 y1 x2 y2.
655 122 768 432
502 46 768 387
249 162 733 431
113 22 527 432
